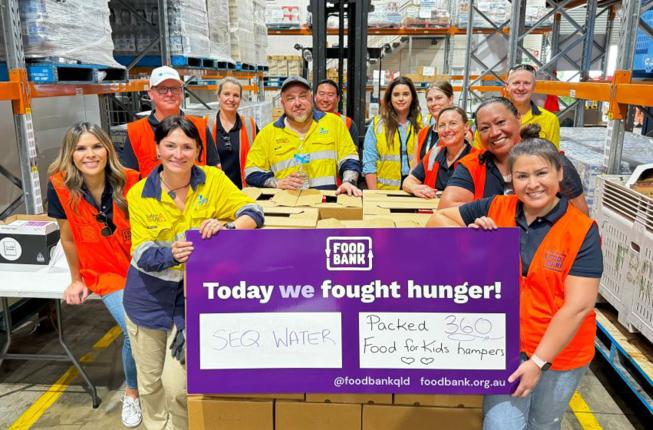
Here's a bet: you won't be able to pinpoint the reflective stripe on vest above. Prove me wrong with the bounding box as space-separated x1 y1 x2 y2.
373 116 417 190
423 146 443 189
459 150 488 199
415 126 433 163
488 195 596 370
49 169 140 296
209 114 256 187
128 115 208 177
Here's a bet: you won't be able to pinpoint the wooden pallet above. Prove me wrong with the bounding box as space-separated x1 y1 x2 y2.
595 304 653 415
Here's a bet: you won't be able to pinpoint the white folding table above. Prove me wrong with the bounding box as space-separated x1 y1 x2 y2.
0 263 100 407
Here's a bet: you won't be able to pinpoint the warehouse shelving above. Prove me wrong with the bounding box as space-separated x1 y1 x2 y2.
1 0 266 218
268 25 553 36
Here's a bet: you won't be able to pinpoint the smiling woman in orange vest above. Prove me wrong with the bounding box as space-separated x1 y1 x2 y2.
207 77 258 189
439 97 589 215
47 122 142 428
403 106 477 199
427 137 602 429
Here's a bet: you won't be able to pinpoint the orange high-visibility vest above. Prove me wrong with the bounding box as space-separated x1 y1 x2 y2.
49 169 140 296
209 114 256 187
416 126 435 163
339 113 353 129
458 150 489 199
488 195 596 370
126 115 208 177
423 145 478 190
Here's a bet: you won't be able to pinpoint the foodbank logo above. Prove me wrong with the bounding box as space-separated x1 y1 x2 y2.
325 236 373 271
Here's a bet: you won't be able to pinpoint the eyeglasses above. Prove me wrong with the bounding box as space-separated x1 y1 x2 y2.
222 134 233 152
95 212 114 237
153 86 183 95
509 63 536 73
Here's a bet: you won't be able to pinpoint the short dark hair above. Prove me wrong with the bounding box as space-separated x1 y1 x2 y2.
154 115 204 161
315 79 340 96
474 96 518 119
507 137 562 173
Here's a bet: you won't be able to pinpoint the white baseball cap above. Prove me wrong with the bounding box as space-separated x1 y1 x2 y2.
149 66 183 87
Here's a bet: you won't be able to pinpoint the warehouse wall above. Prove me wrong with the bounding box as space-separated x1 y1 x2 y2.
0 97 102 214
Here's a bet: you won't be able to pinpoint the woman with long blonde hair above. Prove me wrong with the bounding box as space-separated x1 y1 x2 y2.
48 122 142 428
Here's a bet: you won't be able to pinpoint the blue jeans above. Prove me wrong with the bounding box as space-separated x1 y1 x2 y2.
101 289 138 389
483 364 588 430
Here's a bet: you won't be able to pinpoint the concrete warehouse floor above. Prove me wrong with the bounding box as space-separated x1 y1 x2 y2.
0 301 649 429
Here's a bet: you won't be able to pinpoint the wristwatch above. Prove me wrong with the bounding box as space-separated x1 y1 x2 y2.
224 222 236 230
530 353 551 371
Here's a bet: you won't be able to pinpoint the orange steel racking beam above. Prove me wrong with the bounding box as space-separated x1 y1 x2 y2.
29 79 149 98
268 26 552 36
0 81 20 101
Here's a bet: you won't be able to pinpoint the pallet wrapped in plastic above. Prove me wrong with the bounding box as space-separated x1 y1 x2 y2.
453 0 511 28
368 1 402 28
253 0 268 66
206 0 234 63
401 0 450 28
0 0 121 68
109 0 211 59
228 0 256 65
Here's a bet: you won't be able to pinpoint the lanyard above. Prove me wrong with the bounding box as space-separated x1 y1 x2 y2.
399 124 413 168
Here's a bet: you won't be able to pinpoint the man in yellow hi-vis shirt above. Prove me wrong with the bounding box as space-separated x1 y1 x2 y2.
245 76 362 196
474 64 560 149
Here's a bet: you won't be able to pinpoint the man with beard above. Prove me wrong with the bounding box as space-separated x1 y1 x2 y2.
245 77 362 195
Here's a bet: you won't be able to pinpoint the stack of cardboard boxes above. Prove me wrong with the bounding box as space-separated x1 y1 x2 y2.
191 188 483 429
188 393 482 430
267 55 304 78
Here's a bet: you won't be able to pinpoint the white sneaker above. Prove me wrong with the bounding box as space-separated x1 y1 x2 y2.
122 396 143 428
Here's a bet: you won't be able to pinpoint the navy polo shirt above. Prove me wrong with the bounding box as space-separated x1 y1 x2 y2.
215 113 259 189
117 110 220 171
47 181 116 231
411 143 473 191
459 196 603 277
447 152 584 199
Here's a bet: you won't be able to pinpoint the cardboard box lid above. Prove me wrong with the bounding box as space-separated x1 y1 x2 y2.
317 219 396 229
364 214 431 227
263 206 319 228
363 201 439 215
242 187 280 202
0 215 58 235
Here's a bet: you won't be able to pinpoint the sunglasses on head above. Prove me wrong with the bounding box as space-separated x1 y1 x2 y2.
95 212 114 237
509 63 536 73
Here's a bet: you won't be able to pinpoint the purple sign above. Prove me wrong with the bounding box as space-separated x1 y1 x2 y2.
186 228 520 394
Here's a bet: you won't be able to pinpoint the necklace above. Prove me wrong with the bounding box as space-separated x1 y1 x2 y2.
160 173 190 199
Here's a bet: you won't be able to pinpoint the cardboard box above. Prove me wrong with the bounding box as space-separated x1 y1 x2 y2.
262 206 319 229
362 214 432 227
362 404 482 430
363 190 439 217
249 189 364 221
393 394 483 408
276 401 362 430
306 393 392 404
187 397 273 430
417 66 436 77
211 393 304 401
0 215 60 265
